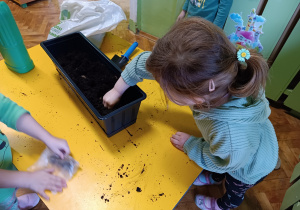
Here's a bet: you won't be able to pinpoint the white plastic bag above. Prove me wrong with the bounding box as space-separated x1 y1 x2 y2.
28 148 79 181
48 0 126 47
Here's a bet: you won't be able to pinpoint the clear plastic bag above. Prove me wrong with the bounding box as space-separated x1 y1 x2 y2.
28 148 79 181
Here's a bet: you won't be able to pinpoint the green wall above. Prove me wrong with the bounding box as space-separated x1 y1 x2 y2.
137 0 261 38
137 0 185 38
135 0 300 113
137 0 299 60
259 0 299 59
266 20 300 102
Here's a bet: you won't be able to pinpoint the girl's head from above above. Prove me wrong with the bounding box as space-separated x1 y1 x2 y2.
146 17 269 109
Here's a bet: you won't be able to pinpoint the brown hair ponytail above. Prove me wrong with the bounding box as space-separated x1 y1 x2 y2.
229 49 269 99
146 17 269 109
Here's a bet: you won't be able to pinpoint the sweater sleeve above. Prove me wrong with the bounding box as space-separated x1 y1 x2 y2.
183 122 248 173
121 51 155 86
182 0 189 11
0 93 30 131
213 0 233 28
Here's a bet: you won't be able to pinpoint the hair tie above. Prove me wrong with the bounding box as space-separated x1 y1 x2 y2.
237 49 251 62
209 79 215 92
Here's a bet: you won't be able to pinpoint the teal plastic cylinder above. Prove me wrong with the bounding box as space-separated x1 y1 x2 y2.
0 2 34 73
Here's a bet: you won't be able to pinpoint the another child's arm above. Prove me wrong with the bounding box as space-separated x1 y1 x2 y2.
103 51 154 108
16 113 70 159
177 0 189 22
0 168 67 200
213 0 233 28
0 93 70 158
177 10 186 22
0 93 69 199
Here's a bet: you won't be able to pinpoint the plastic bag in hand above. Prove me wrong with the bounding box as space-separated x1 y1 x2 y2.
28 148 79 181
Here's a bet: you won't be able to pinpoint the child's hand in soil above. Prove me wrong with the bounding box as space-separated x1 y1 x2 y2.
27 168 67 200
103 88 122 109
103 77 130 109
170 131 191 151
45 136 70 159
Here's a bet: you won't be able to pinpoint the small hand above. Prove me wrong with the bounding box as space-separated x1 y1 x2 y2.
27 168 67 200
103 88 122 109
45 136 70 159
170 131 191 151
177 10 186 22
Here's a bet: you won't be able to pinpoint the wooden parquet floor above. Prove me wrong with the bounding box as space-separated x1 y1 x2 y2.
2 0 300 209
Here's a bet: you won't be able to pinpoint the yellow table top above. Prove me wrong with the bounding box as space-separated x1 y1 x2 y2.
0 33 201 210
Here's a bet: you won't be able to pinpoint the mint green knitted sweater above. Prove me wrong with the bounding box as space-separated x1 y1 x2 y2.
121 52 279 184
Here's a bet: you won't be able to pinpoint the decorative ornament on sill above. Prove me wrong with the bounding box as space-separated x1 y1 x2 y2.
227 8 266 53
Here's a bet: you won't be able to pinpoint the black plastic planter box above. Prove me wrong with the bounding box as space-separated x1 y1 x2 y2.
40 32 146 137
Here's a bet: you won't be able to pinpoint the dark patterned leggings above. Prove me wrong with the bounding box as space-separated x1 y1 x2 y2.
211 172 265 209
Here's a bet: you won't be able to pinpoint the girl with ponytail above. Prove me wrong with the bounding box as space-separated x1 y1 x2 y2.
103 17 278 210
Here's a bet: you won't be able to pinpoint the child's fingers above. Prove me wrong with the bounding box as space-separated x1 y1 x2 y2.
170 137 180 144
38 190 49 200
54 176 67 188
170 136 177 142
172 134 181 141
171 141 183 151
103 101 112 109
59 178 67 188
170 136 185 151
170 139 178 147
103 101 107 107
52 149 64 159
53 184 63 192
103 99 111 108
56 151 64 159
53 147 68 159
60 148 69 159
44 168 55 174
61 143 70 156
48 185 62 193
171 141 179 147
176 131 185 136
59 142 70 158
48 179 65 192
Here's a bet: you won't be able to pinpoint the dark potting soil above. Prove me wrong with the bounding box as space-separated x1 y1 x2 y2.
56 50 141 116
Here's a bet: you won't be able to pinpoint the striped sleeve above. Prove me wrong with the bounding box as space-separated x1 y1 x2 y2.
121 51 155 86
183 121 249 173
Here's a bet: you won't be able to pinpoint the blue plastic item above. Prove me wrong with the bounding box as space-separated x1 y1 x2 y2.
0 2 34 73
123 41 138 59
111 42 138 68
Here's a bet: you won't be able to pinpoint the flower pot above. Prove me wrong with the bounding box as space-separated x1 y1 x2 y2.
41 32 146 137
